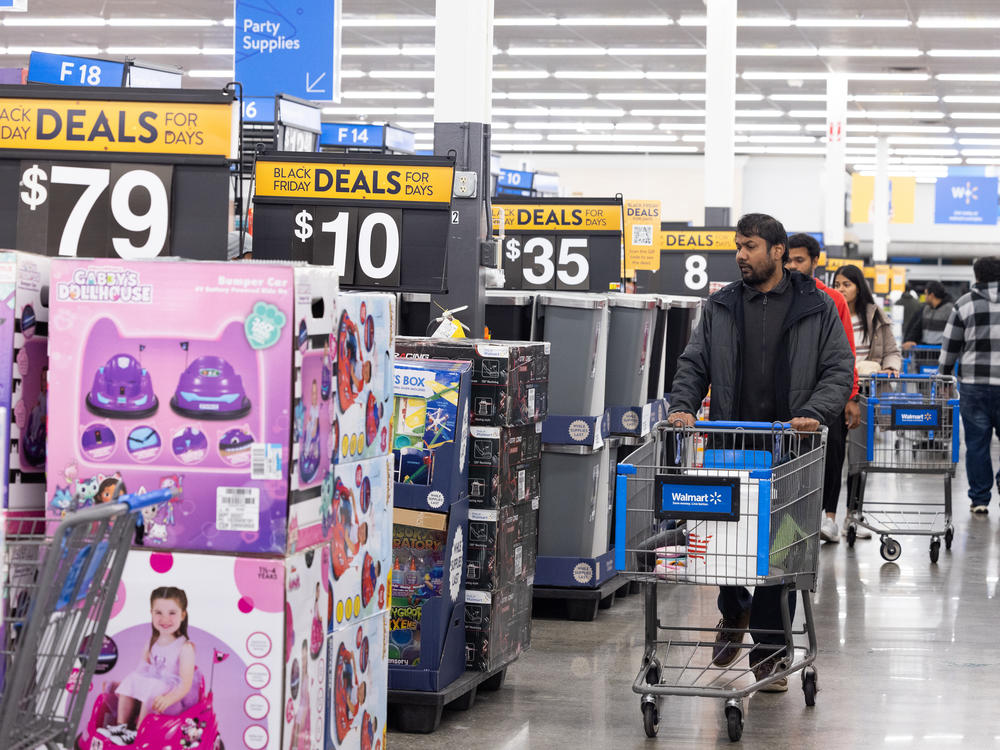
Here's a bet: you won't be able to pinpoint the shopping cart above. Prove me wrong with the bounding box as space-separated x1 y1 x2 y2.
614 421 826 742
0 486 177 750
903 344 942 375
846 373 959 563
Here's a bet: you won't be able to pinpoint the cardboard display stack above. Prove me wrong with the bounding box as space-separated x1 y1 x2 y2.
395 337 548 673
41 256 394 750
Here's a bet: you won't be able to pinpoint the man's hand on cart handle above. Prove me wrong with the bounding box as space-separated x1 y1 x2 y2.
667 411 696 428
880 368 899 377
789 416 820 432
845 400 861 430
902 341 916 350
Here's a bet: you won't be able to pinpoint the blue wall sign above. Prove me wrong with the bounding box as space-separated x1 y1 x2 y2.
320 123 384 148
27 51 125 87
235 0 340 101
934 176 999 225
498 168 534 190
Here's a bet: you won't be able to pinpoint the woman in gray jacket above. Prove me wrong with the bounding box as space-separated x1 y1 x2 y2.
834 264 902 536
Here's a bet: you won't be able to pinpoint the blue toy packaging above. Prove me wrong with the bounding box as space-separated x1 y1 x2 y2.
325 611 388 750
46 259 339 555
328 455 393 633
392 359 471 512
333 292 395 466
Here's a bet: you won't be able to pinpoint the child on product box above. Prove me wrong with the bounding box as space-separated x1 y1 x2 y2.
289 639 311 750
337 313 372 412
310 582 324 658
98 587 197 747
96 476 125 505
334 642 367 743
331 479 368 580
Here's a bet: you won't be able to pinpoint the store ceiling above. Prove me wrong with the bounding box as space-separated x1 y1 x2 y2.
4 1 1000 172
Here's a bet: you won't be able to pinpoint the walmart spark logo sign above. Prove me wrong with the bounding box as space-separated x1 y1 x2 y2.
655 475 741 521
935 176 999 224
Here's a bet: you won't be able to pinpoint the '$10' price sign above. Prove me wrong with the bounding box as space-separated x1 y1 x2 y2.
17 160 173 258
291 206 403 287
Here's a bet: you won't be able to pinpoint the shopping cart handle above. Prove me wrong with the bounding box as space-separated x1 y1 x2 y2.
872 372 938 379
693 420 792 430
120 487 179 511
909 344 941 350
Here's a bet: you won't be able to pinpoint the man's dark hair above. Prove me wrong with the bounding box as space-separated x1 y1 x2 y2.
973 257 1000 284
925 281 949 302
787 233 821 261
736 213 788 263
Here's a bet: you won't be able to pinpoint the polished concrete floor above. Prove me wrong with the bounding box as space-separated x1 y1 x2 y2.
392 452 1000 748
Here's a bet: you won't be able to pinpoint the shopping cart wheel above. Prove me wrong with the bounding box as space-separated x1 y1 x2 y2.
930 538 941 564
846 525 857 548
802 667 818 707
725 705 743 742
880 538 901 562
945 526 954 550
642 700 659 737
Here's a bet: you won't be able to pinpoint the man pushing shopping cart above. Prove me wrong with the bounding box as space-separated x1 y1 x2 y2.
621 213 853 740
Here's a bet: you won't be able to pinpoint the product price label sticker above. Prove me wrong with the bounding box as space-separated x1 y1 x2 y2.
514 544 523 577
216 487 261 531
517 469 526 501
251 443 283 480
527 387 535 415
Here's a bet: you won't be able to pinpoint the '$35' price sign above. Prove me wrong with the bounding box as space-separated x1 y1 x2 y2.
502 235 590 290
17 160 173 258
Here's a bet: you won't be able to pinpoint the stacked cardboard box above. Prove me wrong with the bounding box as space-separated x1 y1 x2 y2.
394 338 548 673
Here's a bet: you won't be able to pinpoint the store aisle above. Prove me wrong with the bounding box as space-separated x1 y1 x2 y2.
394 459 1000 748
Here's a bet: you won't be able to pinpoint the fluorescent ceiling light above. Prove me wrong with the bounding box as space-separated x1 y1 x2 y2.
847 136 879 143
493 71 551 79
735 109 785 118
341 47 404 56
341 91 425 99
554 71 645 80
320 107 432 116
736 94 766 102
492 144 574 151
678 16 792 27
657 123 707 131
492 134 545 141
956 126 1000 134
887 137 955 145
3 16 106 26
859 111 946 119
607 48 704 56
615 122 656 130
576 145 699 153
735 123 803 131
952 112 1000 120
743 71 828 80
959 138 1000 145
629 108 705 117
597 93 679 101
6 46 102 55
187 69 233 78
543 108 627 117
797 18 911 27
369 70 433 78
965 158 1000 164
547 133 679 142
788 110 828 118
961 148 1000 156
928 49 1000 57
850 95 939 103
682 135 706 142
105 46 230 55
737 48 816 56
496 92 591 101
745 135 817 143
937 74 1000 82
494 17 559 26
944 96 1000 104
560 17 674 26
760 146 826 154
818 48 921 57
770 94 826 102
507 47 604 56
513 121 615 130
341 70 366 78
394 121 433 129
342 17 435 27
646 71 707 80
891 148 960 156
108 18 216 26
918 17 1000 28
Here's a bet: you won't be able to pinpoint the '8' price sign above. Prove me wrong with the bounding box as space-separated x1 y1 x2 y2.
0 85 238 260
251 153 456 292
654 228 741 297
491 197 623 292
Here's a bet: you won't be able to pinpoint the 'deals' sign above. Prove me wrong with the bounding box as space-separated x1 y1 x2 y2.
251 152 456 292
0 85 238 261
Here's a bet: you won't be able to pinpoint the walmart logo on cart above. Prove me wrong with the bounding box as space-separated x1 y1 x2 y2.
671 490 725 506
896 409 938 425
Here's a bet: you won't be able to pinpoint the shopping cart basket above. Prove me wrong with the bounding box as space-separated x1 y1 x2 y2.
846 373 959 563
614 421 826 742
903 344 941 375
0 486 177 750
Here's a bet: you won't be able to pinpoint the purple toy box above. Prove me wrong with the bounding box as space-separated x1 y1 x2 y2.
72 548 331 750
47 259 337 555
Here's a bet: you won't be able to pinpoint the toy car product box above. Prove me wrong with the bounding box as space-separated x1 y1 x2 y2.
468 423 542 510
392 359 471 512
73 547 331 750
388 499 468 692
0 252 51 512
464 580 532 672
466 499 538 592
333 292 395 465
328 455 393 632
46 258 329 555
325 612 388 750
395 338 549 427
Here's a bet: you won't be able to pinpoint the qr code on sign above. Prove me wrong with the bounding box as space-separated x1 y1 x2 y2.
631 224 654 246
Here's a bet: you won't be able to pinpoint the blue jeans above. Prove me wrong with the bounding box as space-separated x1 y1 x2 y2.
959 383 1000 505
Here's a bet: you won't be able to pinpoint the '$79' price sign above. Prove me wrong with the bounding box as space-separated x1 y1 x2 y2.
17 160 173 259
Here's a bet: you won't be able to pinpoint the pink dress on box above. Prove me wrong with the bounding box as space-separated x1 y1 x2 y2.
116 636 197 716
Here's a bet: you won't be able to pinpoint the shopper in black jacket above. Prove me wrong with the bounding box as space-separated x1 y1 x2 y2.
668 213 854 691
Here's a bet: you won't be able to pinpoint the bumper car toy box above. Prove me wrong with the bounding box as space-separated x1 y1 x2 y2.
46 258 338 555
392 358 471 512
72 547 331 750
332 292 395 466
395 338 548 427
325 612 388 750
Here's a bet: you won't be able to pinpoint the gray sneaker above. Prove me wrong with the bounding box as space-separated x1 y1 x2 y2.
820 516 840 543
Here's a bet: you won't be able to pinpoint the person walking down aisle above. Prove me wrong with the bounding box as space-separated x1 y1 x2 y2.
940 257 1000 514
785 234 859 544
833 264 902 535
898 282 923 338
903 281 954 349
667 214 853 692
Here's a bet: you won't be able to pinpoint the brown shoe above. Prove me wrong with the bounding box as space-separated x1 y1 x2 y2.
711 611 750 666
752 657 789 693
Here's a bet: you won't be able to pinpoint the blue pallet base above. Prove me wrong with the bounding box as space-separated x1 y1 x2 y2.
533 549 617 588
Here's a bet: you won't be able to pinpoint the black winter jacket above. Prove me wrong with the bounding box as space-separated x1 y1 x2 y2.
668 272 854 427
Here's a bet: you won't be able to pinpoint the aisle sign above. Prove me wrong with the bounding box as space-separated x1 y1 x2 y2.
934 176 999 225
491 197 624 292
27 51 125 87
874 264 891 295
235 0 341 101
624 199 661 272
497 168 534 191
655 227 739 297
319 123 416 154
252 152 456 291
824 257 864 273
891 266 907 293
0 85 237 260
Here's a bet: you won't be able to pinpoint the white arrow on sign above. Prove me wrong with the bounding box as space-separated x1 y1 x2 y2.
305 72 327 94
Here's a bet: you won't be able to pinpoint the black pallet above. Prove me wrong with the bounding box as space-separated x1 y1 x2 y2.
388 663 511 734
531 574 631 622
